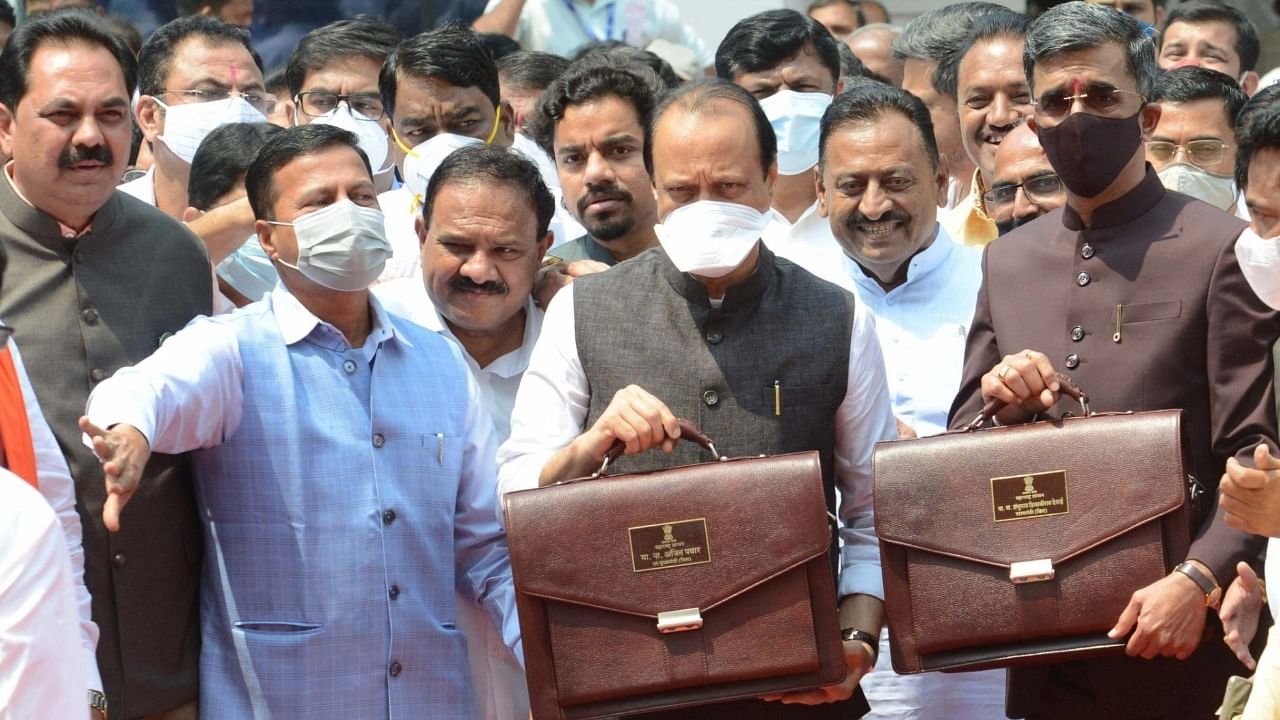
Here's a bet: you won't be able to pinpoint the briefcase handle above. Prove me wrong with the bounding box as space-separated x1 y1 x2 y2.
965 372 1091 431
595 418 722 477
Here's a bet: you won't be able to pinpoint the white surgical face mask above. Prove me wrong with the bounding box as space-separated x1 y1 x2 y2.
1236 227 1280 310
1157 162 1238 212
399 133 484 197
511 131 561 190
156 96 267 165
268 199 391 291
654 200 772 277
758 90 831 176
216 236 278 301
310 103 392 176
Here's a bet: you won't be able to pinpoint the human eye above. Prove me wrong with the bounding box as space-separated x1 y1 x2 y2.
884 176 914 192
965 95 991 110
42 109 77 126
610 145 634 158
98 108 128 124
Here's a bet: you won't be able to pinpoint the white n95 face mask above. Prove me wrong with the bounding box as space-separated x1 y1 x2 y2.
1157 163 1238 211
268 199 391 292
654 200 772 277
759 90 832 176
397 132 483 198
156 96 267 165
216 236 279 301
311 103 393 176
1236 227 1280 310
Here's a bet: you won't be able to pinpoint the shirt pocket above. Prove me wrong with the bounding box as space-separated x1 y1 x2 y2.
758 383 837 415
1115 300 1183 325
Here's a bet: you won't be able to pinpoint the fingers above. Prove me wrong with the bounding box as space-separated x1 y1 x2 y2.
982 350 1060 415
78 415 111 440
103 493 122 533
1256 443 1280 471
1239 561 1259 591
1225 629 1258 670
600 386 681 457
1226 456 1270 491
1108 597 1140 641
564 260 610 277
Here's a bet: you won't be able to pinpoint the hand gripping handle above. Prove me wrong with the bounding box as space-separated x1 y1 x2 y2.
965 372 1091 431
595 418 720 476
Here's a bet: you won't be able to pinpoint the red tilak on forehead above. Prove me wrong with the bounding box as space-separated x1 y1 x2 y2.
1071 77 1083 95
230 64 239 86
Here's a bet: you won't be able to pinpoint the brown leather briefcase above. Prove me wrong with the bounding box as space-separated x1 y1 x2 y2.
873 378 1195 674
502 421 847 720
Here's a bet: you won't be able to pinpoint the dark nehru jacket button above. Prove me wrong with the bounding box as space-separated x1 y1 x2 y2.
1065 353 1080 369
1070 326 1085 342
389 661 402 677
90 368 107 382
1080 243 1094 259
1076 272 1091 287
706 329 723 344
702 390 720 407
113 553 127 568
82 308 99 325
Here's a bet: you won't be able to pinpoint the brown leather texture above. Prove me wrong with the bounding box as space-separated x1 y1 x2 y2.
504 451 846 720
873 410 1193 674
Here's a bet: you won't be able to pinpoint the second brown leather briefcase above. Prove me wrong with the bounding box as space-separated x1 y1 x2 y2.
873 380 1195 674
502 422 846 720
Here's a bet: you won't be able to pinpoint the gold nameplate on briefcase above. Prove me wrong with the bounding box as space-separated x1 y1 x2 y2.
991 470 1070 523
628 518 712 573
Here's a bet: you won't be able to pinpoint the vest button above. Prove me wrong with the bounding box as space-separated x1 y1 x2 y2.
343 359 357 374
112 553 127 568
1076 272 1091 287
90 368 106 382
706 329 723 344
389 661 402 677
1070 326 1084 342
383 509 396 525
372 433 385 448
1080 243 1095 259
389 584 400 601
702 390 720 407
81 308 99 325
1065 353 1080 369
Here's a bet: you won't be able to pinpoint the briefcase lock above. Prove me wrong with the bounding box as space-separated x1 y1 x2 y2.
1009 559 1055 584
656 608 703 633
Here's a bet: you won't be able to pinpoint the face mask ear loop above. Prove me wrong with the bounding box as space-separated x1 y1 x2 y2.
391 126 416 156
485 105 503 145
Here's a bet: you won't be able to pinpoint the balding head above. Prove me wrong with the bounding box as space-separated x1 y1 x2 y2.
848 24 903 86
989 123 1064 232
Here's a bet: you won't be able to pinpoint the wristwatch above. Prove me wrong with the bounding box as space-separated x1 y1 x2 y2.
88 689 108 720
841 627 879 666
1174 561 1222 608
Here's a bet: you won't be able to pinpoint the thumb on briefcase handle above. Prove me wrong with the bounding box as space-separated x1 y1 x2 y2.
970 372 1090 430
598 418 721 474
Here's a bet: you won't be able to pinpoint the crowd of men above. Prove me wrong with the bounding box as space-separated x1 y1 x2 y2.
4 0 1280 718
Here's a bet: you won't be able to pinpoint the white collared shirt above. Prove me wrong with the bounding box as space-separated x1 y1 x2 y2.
375 279 543 441
117 167 156 206
483 0 713 67
495 269 897 600
762 202 852 289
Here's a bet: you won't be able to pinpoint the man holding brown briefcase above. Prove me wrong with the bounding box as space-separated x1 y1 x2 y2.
498 79 899 718
948 3 1280 718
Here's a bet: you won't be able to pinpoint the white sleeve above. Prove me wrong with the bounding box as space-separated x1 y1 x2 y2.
654 0 713 68
84 316 244 454
11 340 102 697
495 289 589 496
0 471 87 720
1236 228 1280 310
835 303 897 600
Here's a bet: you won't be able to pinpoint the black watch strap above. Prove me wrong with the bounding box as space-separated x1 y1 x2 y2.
841 628 879 665
1174 561 1222 608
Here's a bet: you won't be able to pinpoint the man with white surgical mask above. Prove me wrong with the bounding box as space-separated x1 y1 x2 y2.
498 79 897 720
286 16 401 194
1148 66 1247 215
81 124 521 718
126 16 268 221
376 24 516 282
716 10 843 226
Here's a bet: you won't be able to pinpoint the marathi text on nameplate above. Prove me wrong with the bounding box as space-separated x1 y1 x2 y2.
991 470 1070 523
628 518 712 573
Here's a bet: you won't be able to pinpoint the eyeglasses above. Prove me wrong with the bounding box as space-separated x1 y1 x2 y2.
983 173 1064 207
1146 139 1231 168
1033 84 1145 120
159 88 276 115
295 91 386 121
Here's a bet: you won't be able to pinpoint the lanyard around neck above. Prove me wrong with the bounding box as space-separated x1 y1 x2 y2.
563 0 616 42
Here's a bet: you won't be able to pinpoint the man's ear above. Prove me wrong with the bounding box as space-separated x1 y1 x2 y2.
815 165 829 218
935 154 951 209
1243 71 1260 98
834 76 846 96
181 206 202 222
255 220 280 261
495 100 516 147
537 230 553 260
0 104 14 158
415 214 428 251
135 95 165 143
1139 102 1162 139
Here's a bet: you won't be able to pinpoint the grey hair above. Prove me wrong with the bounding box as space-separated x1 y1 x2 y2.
1023 2 1158 99
849 22 902 39
890 2 1009 97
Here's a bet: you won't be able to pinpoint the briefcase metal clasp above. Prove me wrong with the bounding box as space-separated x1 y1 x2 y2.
657 608 703 633
1009 559 1055 584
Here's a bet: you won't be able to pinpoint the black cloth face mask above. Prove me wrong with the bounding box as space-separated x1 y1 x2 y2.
1037 111 1143 198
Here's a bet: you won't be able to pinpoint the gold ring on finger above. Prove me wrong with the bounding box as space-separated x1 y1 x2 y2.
997 366 1010 381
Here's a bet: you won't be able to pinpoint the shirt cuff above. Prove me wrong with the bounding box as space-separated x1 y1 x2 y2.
838 555 884 600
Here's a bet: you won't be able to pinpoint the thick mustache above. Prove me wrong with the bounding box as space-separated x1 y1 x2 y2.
450 276 507 294
576 185 632 215
59 144 113 168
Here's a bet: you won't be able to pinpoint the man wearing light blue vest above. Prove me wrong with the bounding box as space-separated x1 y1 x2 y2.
80 123 520 718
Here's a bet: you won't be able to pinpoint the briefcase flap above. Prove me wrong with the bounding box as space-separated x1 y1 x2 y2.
873 410 1187 569
504 451 830 618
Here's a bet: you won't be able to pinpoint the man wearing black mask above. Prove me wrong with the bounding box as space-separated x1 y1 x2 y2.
949 3 1279 719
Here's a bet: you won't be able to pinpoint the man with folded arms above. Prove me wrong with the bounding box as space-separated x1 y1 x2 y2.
81 124 520 718
499 78 896 719
949 4 1280 718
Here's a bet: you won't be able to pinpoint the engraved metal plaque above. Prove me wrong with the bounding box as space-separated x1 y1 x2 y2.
629 518 712 573
991 470 1069 523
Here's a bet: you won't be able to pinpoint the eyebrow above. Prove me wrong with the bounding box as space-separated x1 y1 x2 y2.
445 105 481 120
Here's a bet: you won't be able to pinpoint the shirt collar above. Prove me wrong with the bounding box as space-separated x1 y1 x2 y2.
658 242 774 310
970 168 992 222
844 223 951 294
429 296 542 379
1062 165 1165 231
270 284 406 351
1 161 117 244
